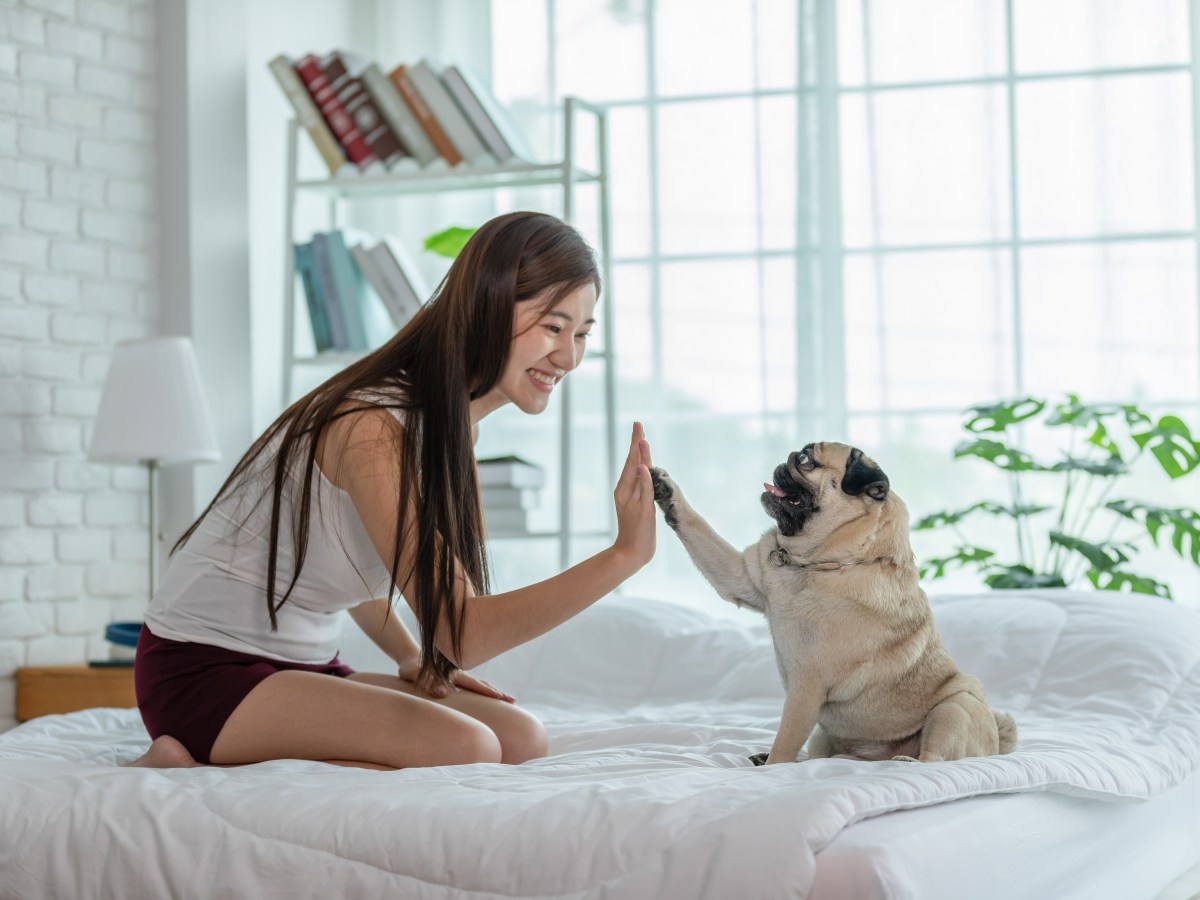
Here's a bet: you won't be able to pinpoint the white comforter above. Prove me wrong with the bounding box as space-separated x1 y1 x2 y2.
1 589 1198 899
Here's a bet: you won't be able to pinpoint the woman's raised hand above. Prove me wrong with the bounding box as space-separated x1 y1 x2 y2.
612 421 656 570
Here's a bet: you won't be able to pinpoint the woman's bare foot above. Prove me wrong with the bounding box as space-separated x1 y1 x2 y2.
126 735 201 768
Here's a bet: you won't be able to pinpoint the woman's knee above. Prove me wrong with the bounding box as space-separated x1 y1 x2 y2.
495 707 548 764
440 717 503 766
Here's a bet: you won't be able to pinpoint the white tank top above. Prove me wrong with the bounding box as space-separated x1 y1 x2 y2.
144 411 400 664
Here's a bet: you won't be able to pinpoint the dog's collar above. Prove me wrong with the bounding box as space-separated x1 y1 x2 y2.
769 543 896 571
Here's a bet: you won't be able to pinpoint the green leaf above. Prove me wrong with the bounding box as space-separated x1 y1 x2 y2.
1086 421 1120 456
983 566 1067 589
913 501 1050 531
423 226 477 259
1132 416 1200 479
1086 569 1172 599
1046 395 1151 430
1047 455 1128 477
964 398 1045 433
919 546 995 580
1048 531 1132 572
1106 500 1200 566
953 439 1042 472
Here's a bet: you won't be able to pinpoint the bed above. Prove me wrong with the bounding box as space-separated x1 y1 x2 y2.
1 588 1198 899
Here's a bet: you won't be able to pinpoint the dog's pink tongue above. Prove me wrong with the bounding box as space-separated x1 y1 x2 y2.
764 483 786 497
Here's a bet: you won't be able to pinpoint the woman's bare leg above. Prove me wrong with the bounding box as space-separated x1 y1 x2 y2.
206 670 506 769
345 672 548 764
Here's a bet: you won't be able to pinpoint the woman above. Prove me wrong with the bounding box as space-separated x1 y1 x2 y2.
131 211 656 770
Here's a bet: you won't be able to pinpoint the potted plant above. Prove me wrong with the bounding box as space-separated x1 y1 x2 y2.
917 395 1200 599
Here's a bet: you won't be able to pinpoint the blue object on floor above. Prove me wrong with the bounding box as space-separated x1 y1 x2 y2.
105 621 144 648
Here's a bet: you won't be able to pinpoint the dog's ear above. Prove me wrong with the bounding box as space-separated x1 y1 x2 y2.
842 448 889 502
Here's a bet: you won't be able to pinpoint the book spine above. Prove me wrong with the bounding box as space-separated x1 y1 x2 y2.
351 243 406 329
406 60 491 163
360 63 440 167
310 233 348 350
293 241 334 351
268 55 346 175
369 242 423 320
448 63 536 163
480 486 538 510
389 64 462 166
324 53 406 169
295 53 378 170
477 464 546 489
324 230 369 350
441 65 512 161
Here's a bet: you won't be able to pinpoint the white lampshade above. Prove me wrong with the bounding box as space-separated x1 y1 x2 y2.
88 337 221 465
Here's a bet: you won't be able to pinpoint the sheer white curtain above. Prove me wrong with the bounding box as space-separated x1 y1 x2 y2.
481 0 1200 608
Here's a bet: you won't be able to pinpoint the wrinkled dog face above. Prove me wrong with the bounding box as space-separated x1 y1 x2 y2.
760 442 890 538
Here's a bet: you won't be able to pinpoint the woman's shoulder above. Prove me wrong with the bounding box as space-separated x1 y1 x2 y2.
319 388 412 487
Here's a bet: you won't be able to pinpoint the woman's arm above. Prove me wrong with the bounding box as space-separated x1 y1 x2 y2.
321 410 655 670
348 596 420 666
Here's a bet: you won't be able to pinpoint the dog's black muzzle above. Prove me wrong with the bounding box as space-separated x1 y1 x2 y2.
761 460 818 536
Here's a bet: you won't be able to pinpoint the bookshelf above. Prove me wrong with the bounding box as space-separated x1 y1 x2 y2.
280 96 616 570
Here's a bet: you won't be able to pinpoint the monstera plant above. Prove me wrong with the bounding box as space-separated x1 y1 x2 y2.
917 395 1200 599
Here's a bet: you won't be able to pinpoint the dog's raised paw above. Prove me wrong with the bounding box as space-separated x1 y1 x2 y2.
648 467 680 529
649 467 673 501
748 752 769 766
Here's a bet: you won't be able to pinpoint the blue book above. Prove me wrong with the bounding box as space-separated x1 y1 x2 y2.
293 241 333 352
324 229 369 350
310 233 349 350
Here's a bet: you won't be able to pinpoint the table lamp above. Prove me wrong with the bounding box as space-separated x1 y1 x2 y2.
88 337 221 608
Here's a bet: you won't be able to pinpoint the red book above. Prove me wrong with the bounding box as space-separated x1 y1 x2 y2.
294 52 378 170
323 51 407 168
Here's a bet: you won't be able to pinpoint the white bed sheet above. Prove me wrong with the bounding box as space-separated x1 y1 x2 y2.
1 589 1198 900
811 766 1200 900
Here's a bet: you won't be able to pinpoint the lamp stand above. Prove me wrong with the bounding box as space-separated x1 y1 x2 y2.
145 458 159 604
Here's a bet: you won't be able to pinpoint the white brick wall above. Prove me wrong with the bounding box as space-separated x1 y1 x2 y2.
0 0 159 733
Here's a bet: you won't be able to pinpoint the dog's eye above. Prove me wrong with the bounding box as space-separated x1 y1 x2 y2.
797 452 811 466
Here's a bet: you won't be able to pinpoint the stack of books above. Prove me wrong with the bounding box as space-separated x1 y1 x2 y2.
478 456 545 535
268 50 536 176
295 230 427 354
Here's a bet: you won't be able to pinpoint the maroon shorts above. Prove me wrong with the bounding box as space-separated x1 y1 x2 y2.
134 626 355 764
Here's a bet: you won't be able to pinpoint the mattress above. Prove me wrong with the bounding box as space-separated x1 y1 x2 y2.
1 589 1198 899
811 766 1200 900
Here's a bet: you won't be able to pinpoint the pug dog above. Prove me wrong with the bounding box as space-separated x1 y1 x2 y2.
650 442 1017 766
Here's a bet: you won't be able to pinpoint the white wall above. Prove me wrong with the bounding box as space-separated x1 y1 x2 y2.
0 0 161 732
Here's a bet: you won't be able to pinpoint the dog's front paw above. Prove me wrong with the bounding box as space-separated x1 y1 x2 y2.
649 467 680 530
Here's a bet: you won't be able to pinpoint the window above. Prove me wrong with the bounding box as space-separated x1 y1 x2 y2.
485 0 1200 607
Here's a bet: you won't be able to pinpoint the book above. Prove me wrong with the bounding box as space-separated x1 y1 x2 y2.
483 506 530 533
403 59 494 165
350 242 411 331
359 60 441 167
441 63 536 164
294 52 380 172
480 485 540 510
371 237 428 318
389 63 462 166
477 455 545 489
293 241 334 352
323 229 370 350
323 51 408 170
267 54 346 175
309 232 349 350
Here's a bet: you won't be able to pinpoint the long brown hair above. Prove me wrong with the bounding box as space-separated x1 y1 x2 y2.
174 211 601 689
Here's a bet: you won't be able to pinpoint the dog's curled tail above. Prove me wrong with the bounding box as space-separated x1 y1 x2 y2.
994 711 1018 754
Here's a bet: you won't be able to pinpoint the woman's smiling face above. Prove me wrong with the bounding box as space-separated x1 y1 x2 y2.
492 282 598 416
